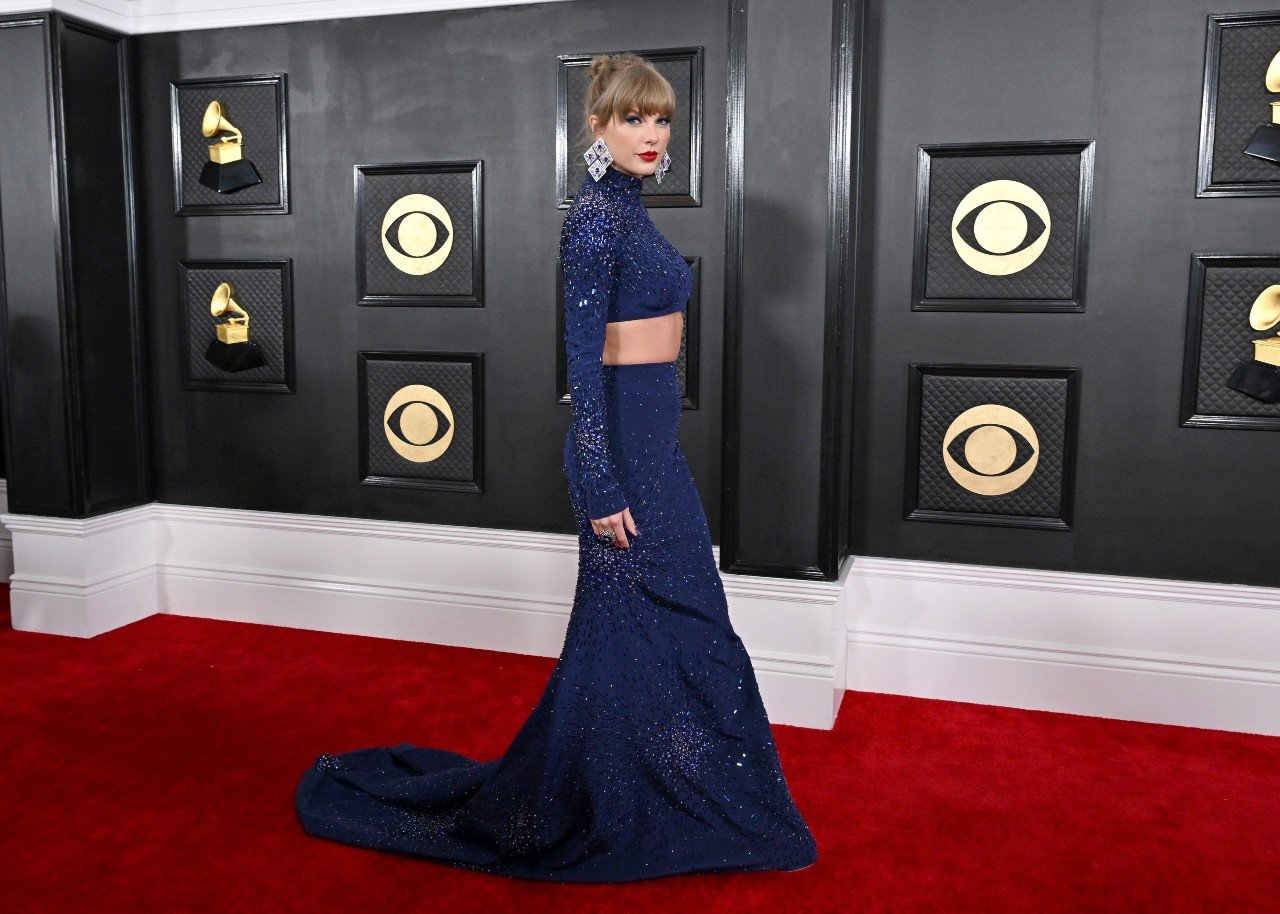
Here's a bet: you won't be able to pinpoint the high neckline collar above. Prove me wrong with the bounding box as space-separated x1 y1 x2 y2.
589 163 644 199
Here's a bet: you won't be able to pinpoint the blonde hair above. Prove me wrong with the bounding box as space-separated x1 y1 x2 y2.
575 53 676 154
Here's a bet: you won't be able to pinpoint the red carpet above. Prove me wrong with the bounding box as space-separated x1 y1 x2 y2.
1 585 1277 913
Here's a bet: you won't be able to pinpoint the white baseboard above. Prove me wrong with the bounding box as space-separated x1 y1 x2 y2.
7 500 1279 736
0 0 572 34
845 556 1280 737
0 502 846 729
1 503 157 637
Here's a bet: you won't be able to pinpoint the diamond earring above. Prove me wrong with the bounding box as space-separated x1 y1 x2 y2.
584 137 613 181
653 150 672 184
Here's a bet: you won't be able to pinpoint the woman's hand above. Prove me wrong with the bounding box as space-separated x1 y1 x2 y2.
591 507 638 548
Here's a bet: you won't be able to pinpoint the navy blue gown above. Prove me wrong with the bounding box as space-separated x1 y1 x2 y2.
294 164 818 882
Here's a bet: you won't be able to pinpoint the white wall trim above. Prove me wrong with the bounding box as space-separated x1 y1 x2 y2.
0 0 575 34
1 502 158 637
1 502 846 729
8 500 1280 736
846 555 1280 737
0 1 132 31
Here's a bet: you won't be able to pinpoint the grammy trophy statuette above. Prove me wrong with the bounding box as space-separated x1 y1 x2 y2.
1243 51 1280 165
1226 284 1280 403
205 281 267 372
197 100 264 193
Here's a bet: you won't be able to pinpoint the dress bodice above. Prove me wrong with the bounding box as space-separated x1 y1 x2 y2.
559 164 692 520
578 165 692 321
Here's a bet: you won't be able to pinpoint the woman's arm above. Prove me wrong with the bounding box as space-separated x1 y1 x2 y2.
560 198 628 521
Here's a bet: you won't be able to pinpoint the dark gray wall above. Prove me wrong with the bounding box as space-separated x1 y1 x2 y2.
6 0 1270 588
0 14 150 518
721 0 864 581
133 0 729 533
853 0 1280 587
62 19 150 514
734 0 833 572
0 20 73 514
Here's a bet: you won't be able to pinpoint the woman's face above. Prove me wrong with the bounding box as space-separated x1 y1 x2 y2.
589 108 671 178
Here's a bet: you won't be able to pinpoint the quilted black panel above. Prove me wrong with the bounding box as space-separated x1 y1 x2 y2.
182 262 288 386
1208 19 1280 185
564 53 694 199
174 77 284 210
364 356 476 484
916 373 1069 518
924 152 1081 301
359 169 476 298
1193 263 1280 419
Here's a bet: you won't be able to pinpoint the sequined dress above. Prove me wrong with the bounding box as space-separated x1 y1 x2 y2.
293 164 819 882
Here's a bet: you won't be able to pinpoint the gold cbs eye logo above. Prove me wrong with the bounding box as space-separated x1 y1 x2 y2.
383 384 454 463
950 180 1051 275
382 193 454 275
941 404 1039 496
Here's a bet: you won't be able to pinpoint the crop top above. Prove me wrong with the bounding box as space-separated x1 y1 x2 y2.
560 164 693 520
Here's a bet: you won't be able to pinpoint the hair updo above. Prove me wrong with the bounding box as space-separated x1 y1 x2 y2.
575 52 677 154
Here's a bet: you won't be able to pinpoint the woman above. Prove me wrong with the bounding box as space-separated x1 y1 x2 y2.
294 53 818 882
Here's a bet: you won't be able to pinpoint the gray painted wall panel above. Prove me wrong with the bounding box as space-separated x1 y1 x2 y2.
854 0 1280 586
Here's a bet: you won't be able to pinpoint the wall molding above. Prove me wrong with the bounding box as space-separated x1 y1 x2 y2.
1 502 157 637
720 0 867 582
0 1 131 31
0 0 573 34
817 0 865 578
716 0 749 576
2 502 847 729
6 500 1280 736
846 555 1280 737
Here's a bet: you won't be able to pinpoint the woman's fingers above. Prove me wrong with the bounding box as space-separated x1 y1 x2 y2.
610 515 630 549
590 509 638 549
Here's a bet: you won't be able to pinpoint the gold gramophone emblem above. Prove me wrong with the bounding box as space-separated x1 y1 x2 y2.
197 100 264 193
211 281 249 343
204 281 266 372
203 101 244 164
1248 285 1280 366
1226 283 1280 402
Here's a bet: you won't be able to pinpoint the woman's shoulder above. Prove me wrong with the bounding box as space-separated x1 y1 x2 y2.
561 184 624 247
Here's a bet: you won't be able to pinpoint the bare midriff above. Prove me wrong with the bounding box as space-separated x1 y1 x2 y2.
602 312 684 364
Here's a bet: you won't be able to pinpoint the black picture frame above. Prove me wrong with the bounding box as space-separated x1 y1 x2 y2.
357 350 485 492
1196 11 1280 198
556 46 704 209
170 72 289 216
904 362 1080 530
1179 252 1280 431
911 139 1095 312
177 258 295 393
354 160 484 307
554 254 701 411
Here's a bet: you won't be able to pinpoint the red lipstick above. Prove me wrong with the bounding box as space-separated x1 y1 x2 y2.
638 151 659 162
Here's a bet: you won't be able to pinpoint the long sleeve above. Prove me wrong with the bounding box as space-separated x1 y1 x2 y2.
561 199 628 521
